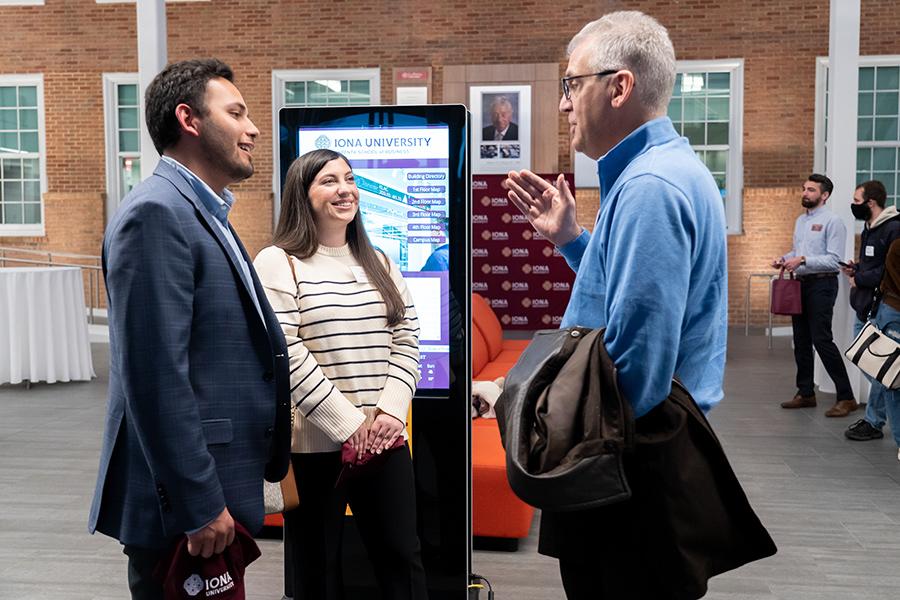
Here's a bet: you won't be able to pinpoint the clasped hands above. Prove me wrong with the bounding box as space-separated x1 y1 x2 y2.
185 412 405 556
345 410 405 461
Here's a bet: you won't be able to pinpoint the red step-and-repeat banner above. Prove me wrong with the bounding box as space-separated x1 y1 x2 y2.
471 174 576 330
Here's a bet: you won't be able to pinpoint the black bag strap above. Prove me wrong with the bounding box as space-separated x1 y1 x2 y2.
867 261 900 320
868 287 883 321
876 349 900 381
851 330 881 364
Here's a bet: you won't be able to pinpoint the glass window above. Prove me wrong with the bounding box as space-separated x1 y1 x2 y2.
845 64 900 207
668 70 733 205
284 77 374 107
668 62 743 233
272 69 381 214
106 79 142 208
0 82 42 228
119 157 141 201
277 69 379 108
116 82 142 195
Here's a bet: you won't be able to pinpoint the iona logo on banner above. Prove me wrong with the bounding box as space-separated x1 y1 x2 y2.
315 135 331 149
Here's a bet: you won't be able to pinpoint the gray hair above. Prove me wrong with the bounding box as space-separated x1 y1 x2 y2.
489 95 513 112
567 11 676 115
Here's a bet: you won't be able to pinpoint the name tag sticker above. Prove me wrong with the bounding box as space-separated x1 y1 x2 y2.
350 266 369 283
811 224 823 232
866 245 875 257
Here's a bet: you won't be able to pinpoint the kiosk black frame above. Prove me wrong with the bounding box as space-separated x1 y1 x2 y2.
278 105 471 599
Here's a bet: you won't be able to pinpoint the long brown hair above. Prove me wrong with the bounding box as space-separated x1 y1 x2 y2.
272 149 405 327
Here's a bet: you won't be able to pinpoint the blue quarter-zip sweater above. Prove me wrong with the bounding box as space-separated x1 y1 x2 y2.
558 117 728 417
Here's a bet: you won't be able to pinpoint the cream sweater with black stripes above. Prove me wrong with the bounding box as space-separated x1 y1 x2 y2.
254 244 421 453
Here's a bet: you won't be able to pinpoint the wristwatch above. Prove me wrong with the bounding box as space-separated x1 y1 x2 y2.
800 256 806 265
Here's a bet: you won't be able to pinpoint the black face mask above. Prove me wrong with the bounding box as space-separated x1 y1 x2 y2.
851 202 871 221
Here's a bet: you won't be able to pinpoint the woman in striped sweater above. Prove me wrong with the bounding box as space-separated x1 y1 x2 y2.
254 149 427 599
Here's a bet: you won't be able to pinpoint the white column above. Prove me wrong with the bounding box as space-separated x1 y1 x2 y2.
816 0 862 399
136 0 167 179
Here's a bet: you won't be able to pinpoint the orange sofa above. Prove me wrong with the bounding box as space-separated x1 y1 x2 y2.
471 293 534 545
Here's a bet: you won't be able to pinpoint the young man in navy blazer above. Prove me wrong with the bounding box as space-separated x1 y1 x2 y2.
88 59 291 600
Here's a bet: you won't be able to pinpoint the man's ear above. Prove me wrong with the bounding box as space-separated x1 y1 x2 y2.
821 191 831 203
610 70 636 109
174 103 201 139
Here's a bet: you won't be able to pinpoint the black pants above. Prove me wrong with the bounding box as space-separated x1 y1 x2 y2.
558 556 677 600
283 447 428 600
123 545 164 600
792 276 854 400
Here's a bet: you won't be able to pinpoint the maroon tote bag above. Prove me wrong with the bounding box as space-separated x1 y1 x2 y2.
771 268 801 315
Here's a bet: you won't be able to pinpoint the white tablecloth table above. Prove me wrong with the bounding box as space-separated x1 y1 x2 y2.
0 266 95 385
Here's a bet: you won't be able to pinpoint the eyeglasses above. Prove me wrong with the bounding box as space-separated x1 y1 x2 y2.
561 69 619 100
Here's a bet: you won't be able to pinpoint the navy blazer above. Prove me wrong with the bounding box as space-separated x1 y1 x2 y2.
88 160 291 549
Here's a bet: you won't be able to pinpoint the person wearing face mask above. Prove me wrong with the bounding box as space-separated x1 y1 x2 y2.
772 174 857 417
841 180 900 441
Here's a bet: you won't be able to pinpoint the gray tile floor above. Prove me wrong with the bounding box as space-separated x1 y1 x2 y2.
1 330 898 599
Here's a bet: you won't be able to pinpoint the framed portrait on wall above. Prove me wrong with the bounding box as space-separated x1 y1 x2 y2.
470 85 531 174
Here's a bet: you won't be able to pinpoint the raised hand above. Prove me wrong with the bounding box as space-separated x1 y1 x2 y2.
503 170 582 247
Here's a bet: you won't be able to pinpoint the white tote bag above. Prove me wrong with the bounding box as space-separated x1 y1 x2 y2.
845 321 900 389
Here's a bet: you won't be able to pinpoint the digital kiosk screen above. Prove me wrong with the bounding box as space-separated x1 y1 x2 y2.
288 117 460 393
280 105 470 597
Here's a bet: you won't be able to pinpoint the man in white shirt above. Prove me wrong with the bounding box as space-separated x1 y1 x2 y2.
773 173 857 417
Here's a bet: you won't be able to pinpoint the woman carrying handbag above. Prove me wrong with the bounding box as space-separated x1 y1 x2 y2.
254 149 427 599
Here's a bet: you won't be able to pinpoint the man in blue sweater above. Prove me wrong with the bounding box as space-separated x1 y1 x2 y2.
505 10 727 599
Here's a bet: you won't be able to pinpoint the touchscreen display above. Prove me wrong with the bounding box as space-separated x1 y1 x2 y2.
297 126 451 390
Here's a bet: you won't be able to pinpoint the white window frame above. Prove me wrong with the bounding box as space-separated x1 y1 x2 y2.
0 1 44 5
674 59 745 235
271 68 381 222
0 74 47 237
102 73 140 223
815 55 900 223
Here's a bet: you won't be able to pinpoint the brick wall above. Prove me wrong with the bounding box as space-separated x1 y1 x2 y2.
230 191 275 259
0 0 898 323
729 188 799 327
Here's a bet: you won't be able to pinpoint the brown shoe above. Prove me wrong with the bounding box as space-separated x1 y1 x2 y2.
781 393 817 409
825 399 859 417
